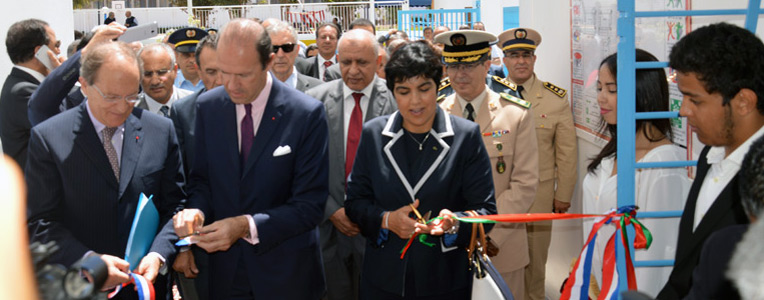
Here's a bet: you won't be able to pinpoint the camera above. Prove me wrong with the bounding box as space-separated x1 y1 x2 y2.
32 241 108 300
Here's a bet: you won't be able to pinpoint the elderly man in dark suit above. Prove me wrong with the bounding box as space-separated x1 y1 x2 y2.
265 20 323 92
26 41 186 298
172 19 328 300
306 29 397 300
0 18 61 169
657 23 764 299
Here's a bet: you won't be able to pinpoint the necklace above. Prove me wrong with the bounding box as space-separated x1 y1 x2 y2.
407 131 431 151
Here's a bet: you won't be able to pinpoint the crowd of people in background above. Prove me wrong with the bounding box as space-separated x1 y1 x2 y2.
1 12 763 300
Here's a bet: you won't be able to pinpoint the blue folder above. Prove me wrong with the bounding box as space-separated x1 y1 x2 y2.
124 193 160 269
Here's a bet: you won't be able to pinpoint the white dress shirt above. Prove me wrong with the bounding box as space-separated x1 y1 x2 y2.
14 65 46 83
141 87 193 115
694 124 764 230
238 74 273 246
582 144 691 297
317 54 336 81
456 86 488 120
342 79 375 156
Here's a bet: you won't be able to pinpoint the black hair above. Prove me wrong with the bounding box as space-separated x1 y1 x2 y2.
195 34 219 67
740 135 764 219
6 19 49 64
349 18 376 34
669 22 764 114
588 49 672 173
385 41 442 92
315 22 341 40
304 44 318 57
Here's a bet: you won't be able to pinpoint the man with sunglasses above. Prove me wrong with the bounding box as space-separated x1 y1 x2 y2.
436 30 538 299
497 27 577 300
135 43 193 117
26 41 186 299
265 20 322 93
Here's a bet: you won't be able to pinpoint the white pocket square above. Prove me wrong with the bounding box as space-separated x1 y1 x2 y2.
273 145 292 157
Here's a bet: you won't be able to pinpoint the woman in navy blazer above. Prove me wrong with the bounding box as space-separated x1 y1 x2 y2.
345 41 497 299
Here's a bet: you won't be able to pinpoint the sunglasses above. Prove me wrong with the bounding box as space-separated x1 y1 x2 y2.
272 43 296 53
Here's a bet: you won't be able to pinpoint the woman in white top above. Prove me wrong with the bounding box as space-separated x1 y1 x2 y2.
582 49 692 297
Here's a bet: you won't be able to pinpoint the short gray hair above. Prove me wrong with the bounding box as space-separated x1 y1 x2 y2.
137 43 176 70
265 20 298 44
80 42 141 85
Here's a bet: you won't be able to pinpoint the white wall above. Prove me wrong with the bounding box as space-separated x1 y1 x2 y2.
0 0 75 82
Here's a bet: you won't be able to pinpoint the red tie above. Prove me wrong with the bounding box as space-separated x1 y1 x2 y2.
346 92 363 180
323 61 333 81
241 103 254 168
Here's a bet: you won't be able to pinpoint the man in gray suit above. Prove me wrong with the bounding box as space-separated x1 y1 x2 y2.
136 43 192 116
265 20 323 92
306 29 397 300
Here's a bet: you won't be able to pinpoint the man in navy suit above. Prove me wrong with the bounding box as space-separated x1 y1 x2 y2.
26 41 186 297
657 23 764 299
173 19 328 300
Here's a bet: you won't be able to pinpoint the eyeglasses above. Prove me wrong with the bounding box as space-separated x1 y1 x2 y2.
273 43 296 53
91 84 140 104
143 69 172 78
446 62 482 73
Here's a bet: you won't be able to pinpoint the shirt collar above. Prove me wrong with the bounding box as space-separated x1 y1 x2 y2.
282 67 298 89
342 76 376 100
318 54 336 66
85 99 125 134
712 124 764 166
456 86 488 115
14 65 46 83
241 73 273 108
142 87 178 112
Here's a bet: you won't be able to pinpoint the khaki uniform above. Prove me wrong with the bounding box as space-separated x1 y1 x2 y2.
441 88 539 298
513 74 577 300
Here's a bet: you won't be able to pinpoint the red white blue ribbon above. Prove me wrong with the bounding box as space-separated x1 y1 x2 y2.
107 273 155 300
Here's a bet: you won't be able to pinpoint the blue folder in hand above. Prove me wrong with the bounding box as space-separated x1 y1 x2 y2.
124 193 160 269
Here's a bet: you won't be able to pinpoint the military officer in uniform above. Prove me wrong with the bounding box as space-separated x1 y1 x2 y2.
435 30 539 299
498 27 578 300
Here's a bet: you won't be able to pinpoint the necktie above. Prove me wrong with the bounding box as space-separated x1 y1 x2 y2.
346 92 364 180
465 103 475 122
241 103 254 167
517 85 525 99
323 61 333 82
160 105 169 117
103 127 120 181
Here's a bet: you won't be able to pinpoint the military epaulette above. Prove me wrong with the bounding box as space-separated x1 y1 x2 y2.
500 92 531 109
437 94 446 103
492 76 518 91
438 77 451 92
543 82 567 98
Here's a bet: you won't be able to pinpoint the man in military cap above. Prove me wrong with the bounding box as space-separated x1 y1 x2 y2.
168 27 209 92
435 30 521 100
436 29 539 299
497 27 577 300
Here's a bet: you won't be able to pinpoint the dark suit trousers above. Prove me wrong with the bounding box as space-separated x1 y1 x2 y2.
320 221 365 300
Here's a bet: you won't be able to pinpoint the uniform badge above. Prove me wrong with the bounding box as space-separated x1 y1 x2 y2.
515 29 527 40
451 34 466 46
496 156 506 174
186 29 196 38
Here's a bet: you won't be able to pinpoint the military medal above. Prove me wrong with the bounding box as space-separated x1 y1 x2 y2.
496 156 506 174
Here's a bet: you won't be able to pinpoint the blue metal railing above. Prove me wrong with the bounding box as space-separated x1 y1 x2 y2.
397 8 481 40
615 0 763 295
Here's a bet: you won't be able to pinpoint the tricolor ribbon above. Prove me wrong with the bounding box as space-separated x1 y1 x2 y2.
396 206 652 300
107 273 155 300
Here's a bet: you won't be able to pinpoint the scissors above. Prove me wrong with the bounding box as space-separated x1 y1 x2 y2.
409 204 432 224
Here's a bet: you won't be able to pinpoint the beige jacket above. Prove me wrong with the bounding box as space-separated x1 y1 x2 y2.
440 88 539 272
